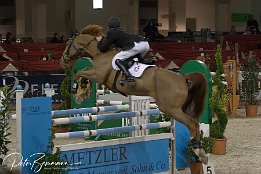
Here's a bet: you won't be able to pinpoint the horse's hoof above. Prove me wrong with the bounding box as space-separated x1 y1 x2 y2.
200 155 208 164
199 148 208 164
192 148 208 164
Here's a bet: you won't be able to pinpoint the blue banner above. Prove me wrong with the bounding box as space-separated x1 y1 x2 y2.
60 139 170 174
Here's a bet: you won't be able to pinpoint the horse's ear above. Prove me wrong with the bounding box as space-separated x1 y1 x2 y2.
81 25 103 36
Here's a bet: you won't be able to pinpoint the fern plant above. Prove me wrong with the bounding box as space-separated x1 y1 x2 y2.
209 45 229 139
60 66 71 109
37 129 68 174
58 66 72 131
0 86 12 167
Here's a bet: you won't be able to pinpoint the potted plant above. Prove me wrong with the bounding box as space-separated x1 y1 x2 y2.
53 66 72 133
37 129 68 173
0 86 12 169
209 45 229 155
187 131 213 174
240 56 260 117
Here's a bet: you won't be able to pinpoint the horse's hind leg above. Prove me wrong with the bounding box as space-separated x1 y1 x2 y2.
164 107 208 164
171 108 198 135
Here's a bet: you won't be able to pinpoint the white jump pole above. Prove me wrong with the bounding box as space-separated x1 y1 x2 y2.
15 85 24 173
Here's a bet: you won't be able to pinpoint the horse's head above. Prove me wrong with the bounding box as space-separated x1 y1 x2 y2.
60 24 103 68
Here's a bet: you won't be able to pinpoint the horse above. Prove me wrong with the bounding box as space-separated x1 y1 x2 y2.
60 24 208 164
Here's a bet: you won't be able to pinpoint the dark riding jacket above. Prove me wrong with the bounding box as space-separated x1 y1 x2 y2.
97 28 146 52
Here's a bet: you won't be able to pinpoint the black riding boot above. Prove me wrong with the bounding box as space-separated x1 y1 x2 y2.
115 59 134 82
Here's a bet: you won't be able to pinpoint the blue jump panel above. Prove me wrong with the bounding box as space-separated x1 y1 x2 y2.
60 138 170 174
21 97 52 174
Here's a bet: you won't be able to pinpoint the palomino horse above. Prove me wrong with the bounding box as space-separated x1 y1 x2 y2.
61 25 208 163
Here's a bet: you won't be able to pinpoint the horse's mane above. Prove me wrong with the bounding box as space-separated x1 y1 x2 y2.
81 25 103 36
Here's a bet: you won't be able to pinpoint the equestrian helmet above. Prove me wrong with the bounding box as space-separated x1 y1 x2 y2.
108 17 120 28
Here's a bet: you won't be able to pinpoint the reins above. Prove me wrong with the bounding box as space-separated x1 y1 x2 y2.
78 37 100 58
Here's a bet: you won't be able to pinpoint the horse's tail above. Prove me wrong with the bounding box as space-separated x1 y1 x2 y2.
182 73 207 121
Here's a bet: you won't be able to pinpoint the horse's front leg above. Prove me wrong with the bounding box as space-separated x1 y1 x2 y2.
73 68 100 104
75 67 101 83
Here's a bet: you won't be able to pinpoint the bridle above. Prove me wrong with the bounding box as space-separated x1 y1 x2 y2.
64 34 98 61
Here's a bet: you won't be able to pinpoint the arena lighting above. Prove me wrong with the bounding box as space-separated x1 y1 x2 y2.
93 0 103 9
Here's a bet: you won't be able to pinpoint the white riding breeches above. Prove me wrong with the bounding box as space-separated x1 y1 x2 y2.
112 41 150 70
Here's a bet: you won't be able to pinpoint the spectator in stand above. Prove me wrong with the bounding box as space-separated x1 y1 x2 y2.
60 35 66 43
243 26 251 35
70 29 79 38
247 14 260 34
0 34 6 51
4 32 14 44
185 28 195 42
0 33 3 43
228 25 236 35
143 19 165 41
49 33 61 43
143 19 158 41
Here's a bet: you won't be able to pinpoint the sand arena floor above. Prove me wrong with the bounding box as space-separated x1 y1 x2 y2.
208 108 261 174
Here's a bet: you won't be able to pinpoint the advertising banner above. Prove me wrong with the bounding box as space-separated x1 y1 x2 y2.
59 135 171 174
0 74 65 102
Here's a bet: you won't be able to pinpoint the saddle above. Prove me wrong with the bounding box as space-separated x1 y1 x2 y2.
111 54 155 96
122 54 156 69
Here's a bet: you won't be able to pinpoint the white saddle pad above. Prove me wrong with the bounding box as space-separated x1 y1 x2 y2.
129 62 155 77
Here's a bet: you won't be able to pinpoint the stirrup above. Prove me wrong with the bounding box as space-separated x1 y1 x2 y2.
139 58 155 65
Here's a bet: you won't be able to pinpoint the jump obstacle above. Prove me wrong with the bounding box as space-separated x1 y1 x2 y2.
15 89 178 174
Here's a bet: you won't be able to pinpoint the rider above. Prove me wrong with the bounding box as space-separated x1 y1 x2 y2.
96 17 150 82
